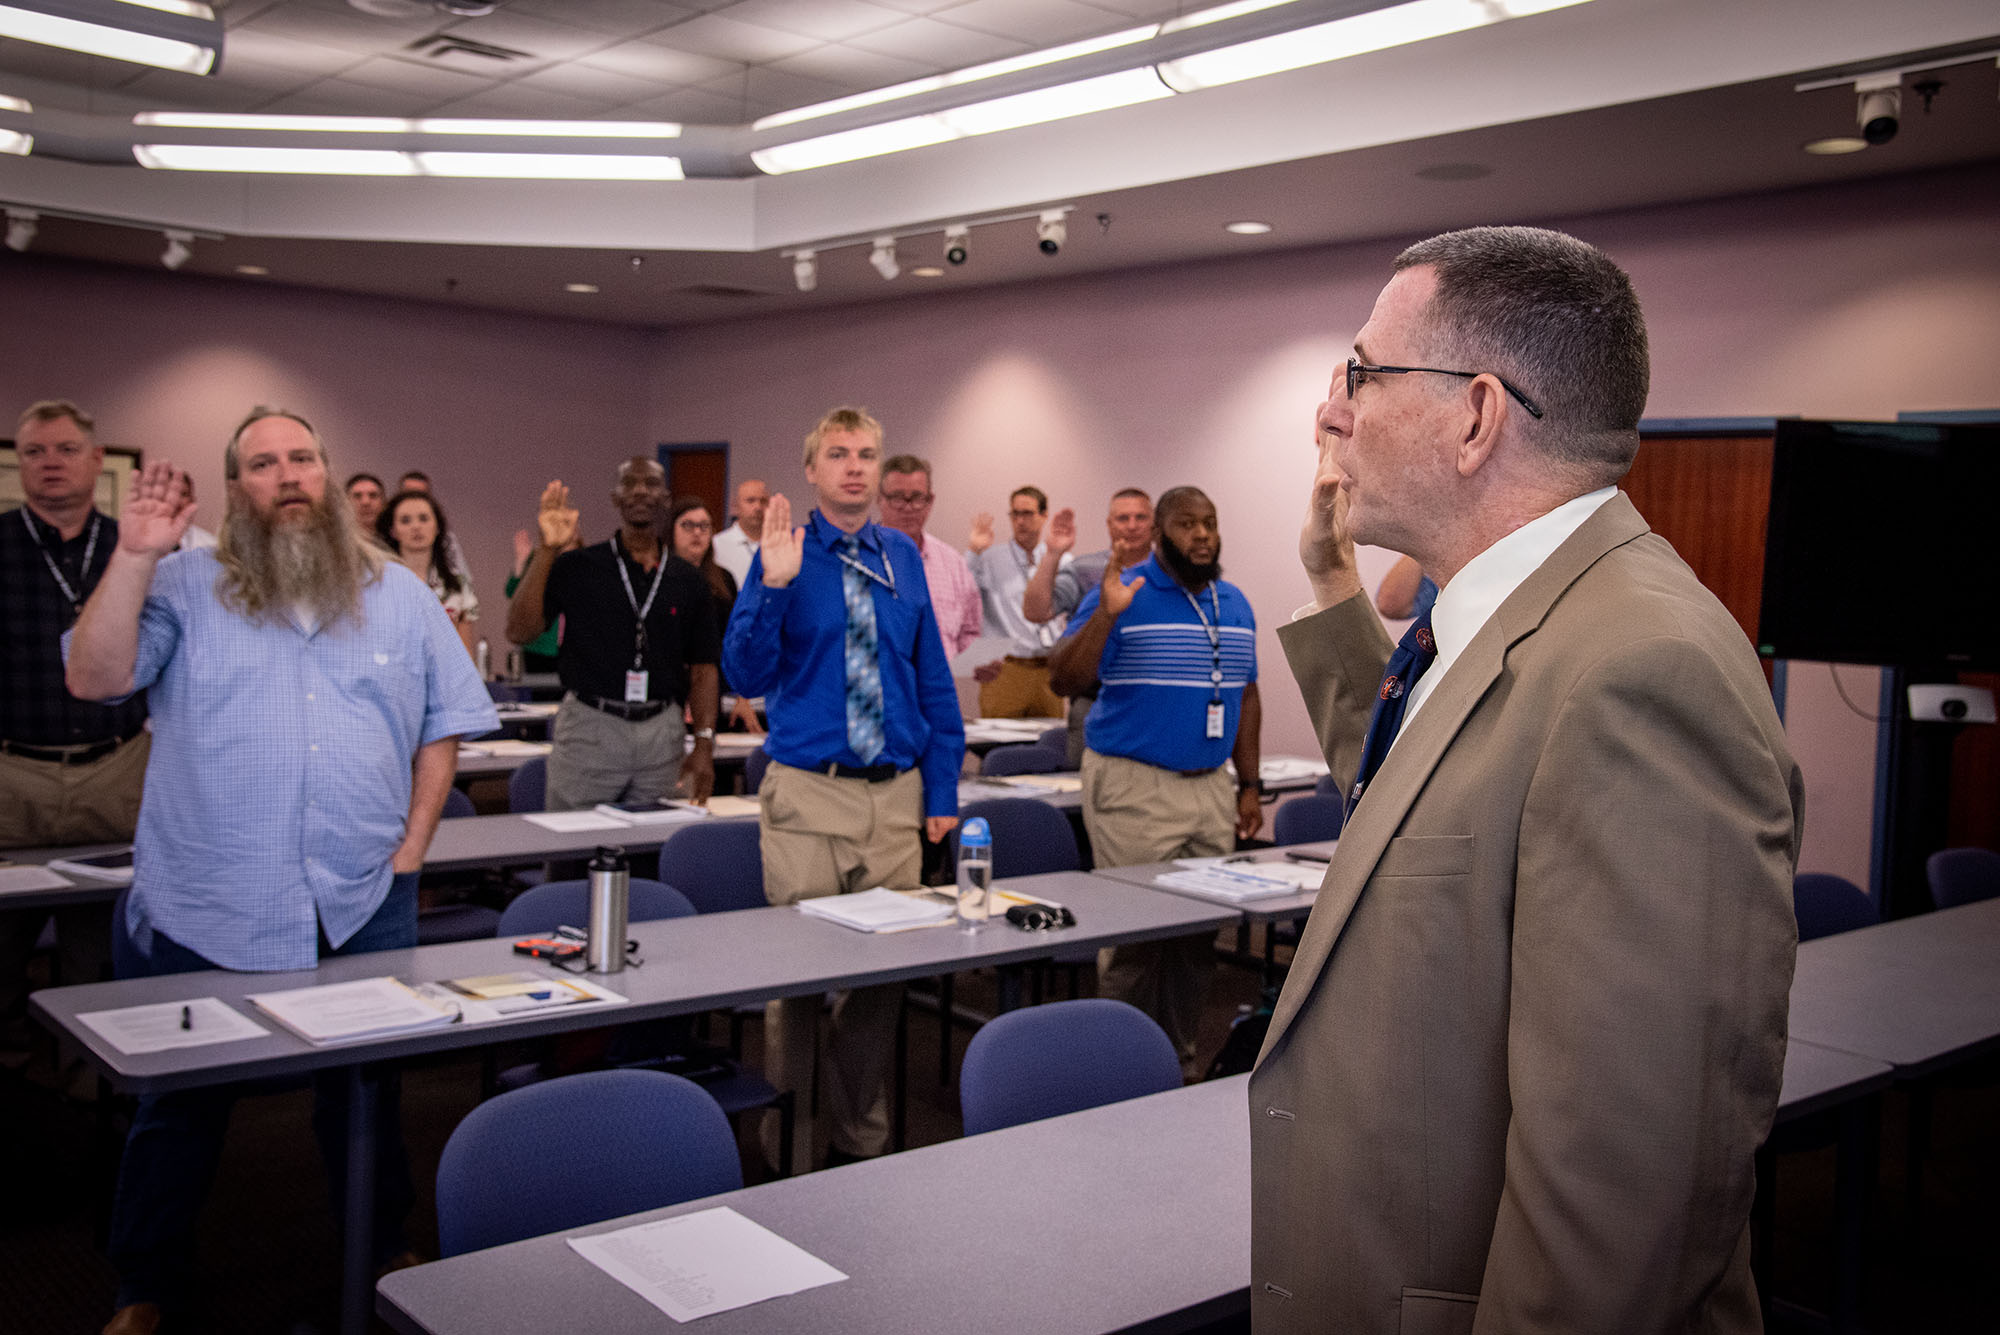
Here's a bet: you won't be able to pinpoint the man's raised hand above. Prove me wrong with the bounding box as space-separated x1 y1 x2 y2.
536 480 579 550
759 493 805 587
118 460 196 557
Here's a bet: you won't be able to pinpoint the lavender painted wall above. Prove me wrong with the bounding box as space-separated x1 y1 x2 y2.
0 256 657 628
647 164 2000 885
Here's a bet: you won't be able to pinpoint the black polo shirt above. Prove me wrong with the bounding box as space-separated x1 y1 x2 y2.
543 536 719 705
0 505 149 746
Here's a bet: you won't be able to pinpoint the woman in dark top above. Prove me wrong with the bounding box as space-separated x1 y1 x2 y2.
668 496 760 732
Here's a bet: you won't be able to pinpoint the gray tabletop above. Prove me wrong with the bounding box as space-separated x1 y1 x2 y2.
1787 896 2000 1078
1090 841 1338 923
0 847 130 911
378 1074 1253 1335
30 871 1235 1096
1774 1039 1892 1122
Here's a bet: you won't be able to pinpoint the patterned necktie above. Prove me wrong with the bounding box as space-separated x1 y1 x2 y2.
840 535 886 764
1346 610 1437 818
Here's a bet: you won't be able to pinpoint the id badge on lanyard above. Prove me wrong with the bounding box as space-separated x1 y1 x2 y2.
616 534 667 704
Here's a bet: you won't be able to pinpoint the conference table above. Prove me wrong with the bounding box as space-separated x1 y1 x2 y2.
30 871 1235 1335
368 1041 1894 1335
1090 840 1338 984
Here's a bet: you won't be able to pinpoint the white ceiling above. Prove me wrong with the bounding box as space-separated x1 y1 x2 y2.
0 0 1996 325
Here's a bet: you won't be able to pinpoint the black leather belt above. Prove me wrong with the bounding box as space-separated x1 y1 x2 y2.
574 694 668 722
1176 766 1221 779
0 734 134 766
820 762 903 783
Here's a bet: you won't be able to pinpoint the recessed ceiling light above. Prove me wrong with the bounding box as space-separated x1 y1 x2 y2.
234 264 269 276
1224 220 1272 235
564 282 599 294
1803 136 1869 155
910 265 945 277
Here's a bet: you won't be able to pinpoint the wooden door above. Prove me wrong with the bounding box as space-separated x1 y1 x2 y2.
662 444 727 527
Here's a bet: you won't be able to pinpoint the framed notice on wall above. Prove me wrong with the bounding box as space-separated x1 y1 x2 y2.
0 442 141 515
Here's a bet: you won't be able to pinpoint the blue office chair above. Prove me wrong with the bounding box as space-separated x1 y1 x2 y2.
1272 793 1343 845
441 787 476 820
1925 847 2000 910
1793 873 1878 941
436 1069 742 1256
959 998 1182 1135
982 742 1060 777
507 756 547 814
743 747 772 796
495 878 693 936
656 821 766 915
1036 724 1069 758
1314 773 1344 797
954 798 1081 877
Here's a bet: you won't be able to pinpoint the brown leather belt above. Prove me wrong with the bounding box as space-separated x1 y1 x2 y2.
1003 655 1050 666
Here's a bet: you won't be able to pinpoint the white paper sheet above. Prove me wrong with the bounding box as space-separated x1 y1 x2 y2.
480 739 553 757
245 976 458 1044
796 887 953 932
523 810 633 832
75 997 270 1054
0 864 73 895
701 796 762 819
568 1207 846 1322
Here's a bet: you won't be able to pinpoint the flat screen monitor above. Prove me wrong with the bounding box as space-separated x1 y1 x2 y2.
1758 418 2000 669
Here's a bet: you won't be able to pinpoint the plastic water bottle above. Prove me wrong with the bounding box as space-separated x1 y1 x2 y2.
956 817 993 931
475 638 491 680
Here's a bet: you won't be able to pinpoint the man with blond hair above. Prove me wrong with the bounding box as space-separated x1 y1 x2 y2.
67 407 497 1335
724 406 963 1171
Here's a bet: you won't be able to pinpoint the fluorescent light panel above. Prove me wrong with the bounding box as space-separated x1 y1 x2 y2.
133 144 684 179
0 1 218 75
133 112 682 138
0 130 30 155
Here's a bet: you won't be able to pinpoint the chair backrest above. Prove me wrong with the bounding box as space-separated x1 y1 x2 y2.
955 798 1081 879
982 741 1059 777
743 747 771 795
508 756 547 814
656 821 767 914
1926 846 2000 911
959 998 1182 1135
436 1068 741 1256
495 878 694 937
441 787 476 820
1314 772 1344 798
1036 725 1069 754
1272 793 1344 845
1793 872 1879 942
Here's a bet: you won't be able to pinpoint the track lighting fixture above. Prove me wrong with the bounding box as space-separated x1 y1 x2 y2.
944 225 970 266
869 236 899 280
160 229 192 270
1036 211 1066 256
792 250 816 292
4 209 36 252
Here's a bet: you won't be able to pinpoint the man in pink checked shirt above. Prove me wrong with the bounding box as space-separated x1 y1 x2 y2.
877 453 981 659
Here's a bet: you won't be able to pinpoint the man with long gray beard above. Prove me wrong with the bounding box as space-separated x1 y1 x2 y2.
66 407 497 1335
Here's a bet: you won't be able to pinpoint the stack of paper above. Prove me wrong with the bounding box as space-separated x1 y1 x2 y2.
1259 756 1332 783
1154 864 1301 904
994 774 1082 794
432 972 626 1023
245 976 460 1045
797 888 954 933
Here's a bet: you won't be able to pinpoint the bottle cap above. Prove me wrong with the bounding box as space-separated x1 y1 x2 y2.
960 816 991 848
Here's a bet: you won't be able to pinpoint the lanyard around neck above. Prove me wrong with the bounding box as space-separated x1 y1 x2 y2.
834 525 897 597
24 508 99 614
1181 581 1225 702
613 532 669 662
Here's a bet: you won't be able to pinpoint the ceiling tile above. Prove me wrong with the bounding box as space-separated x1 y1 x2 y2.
0 41 153 91
433 11 630 63
508 62 668 105
1076 0 1196 17
861 0 970 13
576 40 741 87
223 26 372 78
767 44 935 90
642 14 821 63
932 0 1134 44
698 64 848 117
844 16 1029 68
427 82 622 119
113 69 285 112
500 1 699 38
331 55 498 99
617 85 755 124
255 80 442 116
235 5 436 57
718 0 911 44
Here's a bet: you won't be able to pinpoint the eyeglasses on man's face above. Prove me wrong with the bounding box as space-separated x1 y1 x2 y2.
1344 357 1544 419
16 439 91 462
880 490 933 508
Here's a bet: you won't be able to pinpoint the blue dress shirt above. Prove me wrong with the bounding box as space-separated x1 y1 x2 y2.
723 511 965 819
96 551 498 971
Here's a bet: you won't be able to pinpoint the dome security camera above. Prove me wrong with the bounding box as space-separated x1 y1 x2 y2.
1036 211 1066 256
944 225 970 266
1857 85 1900 145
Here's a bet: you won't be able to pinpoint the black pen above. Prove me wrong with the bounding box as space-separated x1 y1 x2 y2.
180 1004 191 1031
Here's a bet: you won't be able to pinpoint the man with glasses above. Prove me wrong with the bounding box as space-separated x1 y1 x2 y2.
1 400 149 1089
1253 227 1800 1332
967 485 1066 717
1025 488 1153 767
877 454 980 659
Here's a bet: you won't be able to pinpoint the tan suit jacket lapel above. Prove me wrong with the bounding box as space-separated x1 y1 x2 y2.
1261 494 1653 1061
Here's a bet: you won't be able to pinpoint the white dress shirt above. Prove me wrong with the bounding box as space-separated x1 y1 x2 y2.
711 521 758 588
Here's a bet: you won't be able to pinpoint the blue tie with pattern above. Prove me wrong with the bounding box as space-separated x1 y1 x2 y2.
839 535 886 764
1346 610 1437 818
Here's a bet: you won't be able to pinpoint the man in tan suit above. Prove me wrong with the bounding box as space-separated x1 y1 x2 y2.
1253 227 1802 1333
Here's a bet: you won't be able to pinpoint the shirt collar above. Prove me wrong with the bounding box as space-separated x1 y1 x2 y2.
1429 486 1619 670
809 509 879 552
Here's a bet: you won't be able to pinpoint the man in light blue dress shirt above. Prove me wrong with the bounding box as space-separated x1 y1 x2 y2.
67 408 497 1335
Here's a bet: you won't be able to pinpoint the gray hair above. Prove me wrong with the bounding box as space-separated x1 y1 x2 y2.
1395 226 1649 484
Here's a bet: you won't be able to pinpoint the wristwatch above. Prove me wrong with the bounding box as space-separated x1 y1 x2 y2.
692 727 716 741
1237 778 1265 795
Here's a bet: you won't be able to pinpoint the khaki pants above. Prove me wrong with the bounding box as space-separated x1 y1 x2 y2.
759 762 924 1165
977 657 1064 719
546 694 685 812
1080 748 1234 1068
0 732 149 1073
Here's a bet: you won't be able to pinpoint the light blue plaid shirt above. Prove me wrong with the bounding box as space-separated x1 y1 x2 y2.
86 551 498 971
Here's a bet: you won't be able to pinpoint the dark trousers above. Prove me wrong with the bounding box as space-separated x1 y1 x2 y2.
107 873 420 1310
